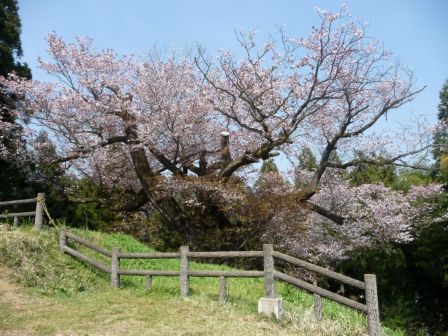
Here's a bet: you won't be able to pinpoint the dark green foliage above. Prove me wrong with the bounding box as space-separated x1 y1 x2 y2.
433 80 448 172
294 147 317 191
341 218 448 335
395 170 432 192
298 146 317 172
0 0 32 201
0 0 30 78
69 179 121 230
349 152 398 188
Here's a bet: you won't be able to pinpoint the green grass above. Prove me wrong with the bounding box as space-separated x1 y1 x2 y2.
0 224 404 336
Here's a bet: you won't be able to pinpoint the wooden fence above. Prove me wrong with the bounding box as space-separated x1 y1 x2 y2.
60 229 381 335
0 193 45 230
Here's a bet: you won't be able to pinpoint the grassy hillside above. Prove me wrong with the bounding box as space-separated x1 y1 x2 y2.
0 225 403 336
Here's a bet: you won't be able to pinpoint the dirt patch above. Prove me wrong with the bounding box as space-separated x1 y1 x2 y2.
0 267 46 336
0 267 28 309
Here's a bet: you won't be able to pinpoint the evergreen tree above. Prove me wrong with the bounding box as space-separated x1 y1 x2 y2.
349 152 397 188
260 158 279 174
433 80 448 182
0 0 32 199
297 146 317 171
294 146 317 191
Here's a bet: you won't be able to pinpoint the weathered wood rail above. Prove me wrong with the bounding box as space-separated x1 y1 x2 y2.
0 193 45 230
60 229 381 336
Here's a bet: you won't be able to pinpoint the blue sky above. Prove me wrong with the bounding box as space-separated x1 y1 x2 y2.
18 0 448 124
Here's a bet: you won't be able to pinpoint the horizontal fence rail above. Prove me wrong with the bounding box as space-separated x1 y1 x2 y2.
0 211 36 218
62 245 111 273
272 251 365 290
119 270 181 276
65 231 112 257
187 251 264 258
119 252 180 259
0 193 45 230
274 271 367 312
59 230 380 336
0 198 37 206
188 270 264 278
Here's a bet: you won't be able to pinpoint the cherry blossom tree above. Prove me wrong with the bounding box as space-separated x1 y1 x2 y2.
261 168 443 265
1 6 442 252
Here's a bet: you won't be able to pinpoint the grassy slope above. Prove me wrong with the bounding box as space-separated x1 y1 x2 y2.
0 226 403 336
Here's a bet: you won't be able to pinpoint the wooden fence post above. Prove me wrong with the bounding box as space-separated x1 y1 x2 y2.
34 193 45 231
313 274 323 321
263 244 275 298
180 246 189 297
364 274 380 336
59 229 67 253
111 247 121 288
219 276 227 303
13 216 19 228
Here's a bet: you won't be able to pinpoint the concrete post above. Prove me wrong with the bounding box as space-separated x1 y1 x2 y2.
111 247 121 288
34 193 45 231
365 274 380 336
180 246 189 297
13 216 19 228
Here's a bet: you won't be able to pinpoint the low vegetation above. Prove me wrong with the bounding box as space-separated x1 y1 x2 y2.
0 224 404 335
